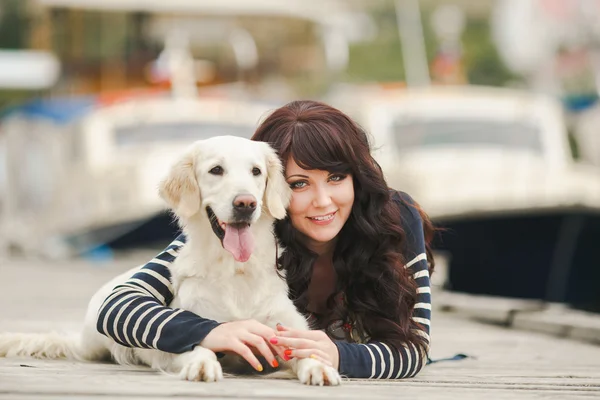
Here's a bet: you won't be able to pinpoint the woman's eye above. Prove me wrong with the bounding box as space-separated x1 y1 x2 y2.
209 166 224 175
329 174 347 182
252 167 262 176
289 181 307 189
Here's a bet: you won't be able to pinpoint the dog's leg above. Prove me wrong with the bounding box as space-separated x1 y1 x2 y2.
170 346 223 382
269 304 311 331
291 357 342 386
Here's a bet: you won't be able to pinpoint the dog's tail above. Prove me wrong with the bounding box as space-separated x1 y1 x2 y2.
0 332 83 361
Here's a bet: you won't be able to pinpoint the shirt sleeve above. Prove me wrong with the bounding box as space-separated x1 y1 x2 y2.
335 191 432 379
95 234 222 354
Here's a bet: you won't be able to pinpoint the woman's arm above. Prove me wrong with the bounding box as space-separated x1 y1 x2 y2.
95 234 221 353
334 192 432 379
335 254 430 378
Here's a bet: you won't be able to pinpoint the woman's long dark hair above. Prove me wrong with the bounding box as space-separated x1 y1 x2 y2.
251 100 435 350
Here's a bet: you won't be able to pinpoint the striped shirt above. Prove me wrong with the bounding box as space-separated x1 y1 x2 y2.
96 190 431 379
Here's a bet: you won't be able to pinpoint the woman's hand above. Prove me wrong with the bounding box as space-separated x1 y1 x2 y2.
270 324 339 369
200 319 280 371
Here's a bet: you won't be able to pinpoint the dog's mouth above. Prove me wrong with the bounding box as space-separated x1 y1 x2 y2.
207 206 255 263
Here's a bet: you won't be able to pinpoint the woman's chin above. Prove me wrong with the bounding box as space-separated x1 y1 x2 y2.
304 228 341 246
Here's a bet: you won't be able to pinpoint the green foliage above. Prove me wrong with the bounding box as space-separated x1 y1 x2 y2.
0 90 39 111
346 39 405 83
344 1 520 87
461 19 519 86
344 1 405 82
0 0 29 49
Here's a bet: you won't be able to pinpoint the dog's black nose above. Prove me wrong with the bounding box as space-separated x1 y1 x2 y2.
233 194 257 211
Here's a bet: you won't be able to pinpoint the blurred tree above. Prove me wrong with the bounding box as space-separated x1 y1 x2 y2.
345 1 406 83
460 18 519 86
343 0 520 87
0 0 29 49
0 0 35 108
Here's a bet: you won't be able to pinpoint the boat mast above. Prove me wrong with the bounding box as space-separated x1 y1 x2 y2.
394 0 430 87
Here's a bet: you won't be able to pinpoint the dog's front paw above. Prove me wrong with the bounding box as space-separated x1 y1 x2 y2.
179 357 223 382
296 358 342 386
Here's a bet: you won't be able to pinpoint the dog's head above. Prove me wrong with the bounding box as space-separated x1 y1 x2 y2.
159 135 290 262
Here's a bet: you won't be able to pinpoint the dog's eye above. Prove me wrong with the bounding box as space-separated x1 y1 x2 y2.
252 167 261 176
209 166 224 175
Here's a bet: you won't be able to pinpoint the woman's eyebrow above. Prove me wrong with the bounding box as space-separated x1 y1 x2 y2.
286 174 309 179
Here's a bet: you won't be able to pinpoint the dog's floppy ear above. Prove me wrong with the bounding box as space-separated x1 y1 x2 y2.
263 144 291 220
159 147 201 219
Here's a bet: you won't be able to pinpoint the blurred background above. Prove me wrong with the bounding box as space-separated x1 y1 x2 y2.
1 0 600 315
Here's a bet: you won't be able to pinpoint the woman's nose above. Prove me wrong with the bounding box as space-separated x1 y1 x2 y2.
312 185 333 208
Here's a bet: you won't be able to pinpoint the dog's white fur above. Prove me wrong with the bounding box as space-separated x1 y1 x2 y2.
0 136 341 386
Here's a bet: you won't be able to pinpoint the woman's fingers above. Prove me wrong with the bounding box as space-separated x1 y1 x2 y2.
284 348 333 366
200 320 285 371
221 321 332 370
267 339 288 361
242 334 279 369
271 336 315 350
275 323 290 332
247 320 278 340
243 320 288 362
230 341 264 372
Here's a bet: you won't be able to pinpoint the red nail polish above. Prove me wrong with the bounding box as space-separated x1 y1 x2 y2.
283 355 291 361
269 337 278 344
272 360 279 368
284 349 292 356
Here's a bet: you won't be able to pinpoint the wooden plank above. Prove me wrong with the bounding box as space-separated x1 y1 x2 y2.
512 304 600 344
435 290 545 325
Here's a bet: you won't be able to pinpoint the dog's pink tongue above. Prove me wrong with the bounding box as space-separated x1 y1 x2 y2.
223 224 254 262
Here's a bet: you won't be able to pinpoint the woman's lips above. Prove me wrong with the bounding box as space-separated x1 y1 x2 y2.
307 211 337 225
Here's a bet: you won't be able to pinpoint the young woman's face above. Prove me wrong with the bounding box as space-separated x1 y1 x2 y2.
285 158 354 253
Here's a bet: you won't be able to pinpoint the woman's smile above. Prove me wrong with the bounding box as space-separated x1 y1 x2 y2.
307 211 337 225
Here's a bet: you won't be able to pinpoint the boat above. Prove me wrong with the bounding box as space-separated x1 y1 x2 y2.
327 84 600 312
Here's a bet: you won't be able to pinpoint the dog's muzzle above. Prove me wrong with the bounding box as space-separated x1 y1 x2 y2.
206 196 256 263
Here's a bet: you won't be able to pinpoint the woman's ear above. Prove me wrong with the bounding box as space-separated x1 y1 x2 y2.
158 147 201 219
262 144 291 220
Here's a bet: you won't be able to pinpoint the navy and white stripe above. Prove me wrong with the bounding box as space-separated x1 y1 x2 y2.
95 190 431 379
96 234 221 354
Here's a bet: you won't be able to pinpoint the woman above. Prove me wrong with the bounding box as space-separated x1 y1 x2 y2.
96 100 434 379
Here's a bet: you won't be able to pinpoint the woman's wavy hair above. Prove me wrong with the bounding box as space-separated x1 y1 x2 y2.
251 100 435 350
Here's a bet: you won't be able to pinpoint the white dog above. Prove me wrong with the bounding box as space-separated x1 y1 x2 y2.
0 136 342 386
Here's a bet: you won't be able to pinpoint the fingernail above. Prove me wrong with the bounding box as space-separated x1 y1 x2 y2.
269 337 278 344
272 360 279 368
310 354 317 360
284 349 292 356
257 364 263 372
283 355 291 361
